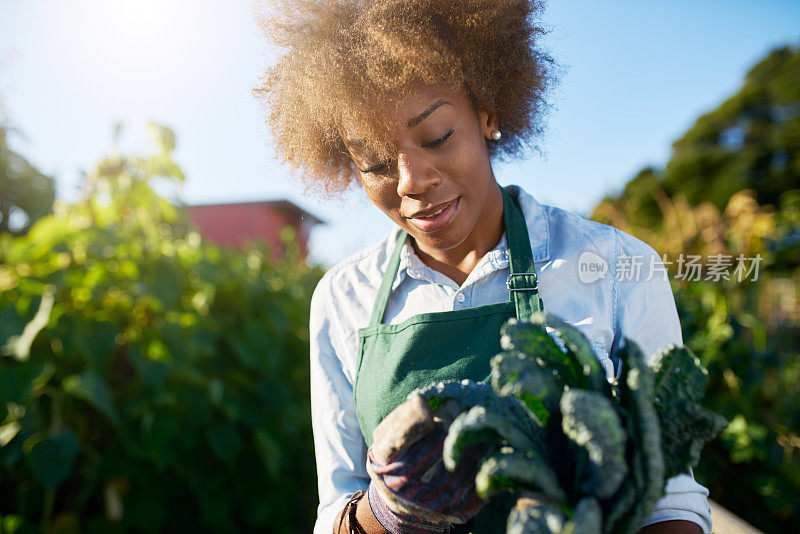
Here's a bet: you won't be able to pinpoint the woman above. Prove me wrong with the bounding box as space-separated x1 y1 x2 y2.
256 1 712 533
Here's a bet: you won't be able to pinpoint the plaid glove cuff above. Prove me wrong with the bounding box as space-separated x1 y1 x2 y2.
368 482 451 534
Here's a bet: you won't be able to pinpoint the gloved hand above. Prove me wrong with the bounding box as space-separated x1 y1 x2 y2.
366 393 490 534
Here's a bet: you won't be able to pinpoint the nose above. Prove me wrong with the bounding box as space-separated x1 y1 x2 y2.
396 147 440 198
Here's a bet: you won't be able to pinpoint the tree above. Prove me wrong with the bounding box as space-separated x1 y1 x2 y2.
593 44 800 229
0 125 55 236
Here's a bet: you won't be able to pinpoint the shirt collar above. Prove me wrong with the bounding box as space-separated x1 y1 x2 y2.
506 184 551 263
388 184 551 291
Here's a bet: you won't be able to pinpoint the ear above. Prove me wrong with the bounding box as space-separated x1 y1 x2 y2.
478 109 499 140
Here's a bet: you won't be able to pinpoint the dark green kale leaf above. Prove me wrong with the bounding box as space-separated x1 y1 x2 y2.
560 389 628 500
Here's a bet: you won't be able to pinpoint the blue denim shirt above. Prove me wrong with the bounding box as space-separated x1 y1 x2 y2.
310 185 711 534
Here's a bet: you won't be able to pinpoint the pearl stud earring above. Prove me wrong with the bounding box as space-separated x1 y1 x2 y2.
491 130 502 140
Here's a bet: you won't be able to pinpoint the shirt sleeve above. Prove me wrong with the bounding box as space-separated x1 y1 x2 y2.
611 229 713 534
310 275 370 534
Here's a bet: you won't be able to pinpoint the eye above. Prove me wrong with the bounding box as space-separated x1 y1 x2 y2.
422 129 454 149
360 160 392 175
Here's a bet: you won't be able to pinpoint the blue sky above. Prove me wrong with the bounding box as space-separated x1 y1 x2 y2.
1 1 799 266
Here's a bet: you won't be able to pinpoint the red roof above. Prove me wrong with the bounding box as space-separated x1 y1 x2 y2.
186 200 322 260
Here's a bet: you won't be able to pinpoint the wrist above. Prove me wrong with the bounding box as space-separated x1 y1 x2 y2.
368 483 451 534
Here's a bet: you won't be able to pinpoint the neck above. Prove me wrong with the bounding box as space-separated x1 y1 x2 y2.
411 182 505 286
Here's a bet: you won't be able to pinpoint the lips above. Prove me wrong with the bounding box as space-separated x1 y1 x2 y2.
407 200 453 219
405 198 459 233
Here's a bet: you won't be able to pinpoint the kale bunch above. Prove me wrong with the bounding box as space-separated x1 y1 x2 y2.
413 312 727 534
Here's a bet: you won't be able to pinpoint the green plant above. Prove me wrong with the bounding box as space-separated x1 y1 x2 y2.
0 124 323 533
0 124 55 236
414 312 726 534
592 155 800 533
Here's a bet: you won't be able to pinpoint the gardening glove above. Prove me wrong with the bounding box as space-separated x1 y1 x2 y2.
366 393 489 534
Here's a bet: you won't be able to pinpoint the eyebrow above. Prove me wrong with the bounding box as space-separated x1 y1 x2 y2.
406 99 451 128
346 99 453 146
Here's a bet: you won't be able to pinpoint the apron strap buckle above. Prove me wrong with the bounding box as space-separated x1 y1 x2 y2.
506 272 539 292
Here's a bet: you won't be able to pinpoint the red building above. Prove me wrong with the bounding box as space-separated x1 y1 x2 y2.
186 200 323 261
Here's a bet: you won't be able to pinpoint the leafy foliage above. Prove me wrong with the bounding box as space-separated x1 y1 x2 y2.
559 389 627 500
674 277 800 533
593 181 800 534
650 346 727 478
414 314 725 534
0 125 323 533
589 42 800 532
0 125 56 236
594 184 800 534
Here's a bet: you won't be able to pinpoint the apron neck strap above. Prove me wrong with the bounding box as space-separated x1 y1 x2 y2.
369 230 408 326
368 185 544 327
501 186 544 320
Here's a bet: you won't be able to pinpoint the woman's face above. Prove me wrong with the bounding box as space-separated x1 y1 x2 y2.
343 84 502 259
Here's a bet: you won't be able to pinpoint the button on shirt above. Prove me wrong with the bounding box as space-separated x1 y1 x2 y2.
309 185 712 534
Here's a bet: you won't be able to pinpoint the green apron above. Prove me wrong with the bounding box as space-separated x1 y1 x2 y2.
354 186 544 533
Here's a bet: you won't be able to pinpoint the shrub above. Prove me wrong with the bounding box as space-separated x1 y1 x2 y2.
0 125 323 533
